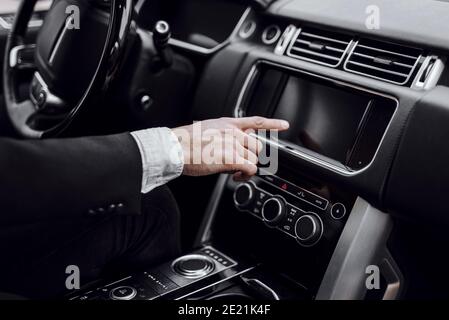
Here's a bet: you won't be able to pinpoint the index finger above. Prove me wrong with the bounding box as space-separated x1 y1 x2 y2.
234 116 289 131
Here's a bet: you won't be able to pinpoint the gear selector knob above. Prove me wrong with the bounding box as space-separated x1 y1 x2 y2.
153 20 173 68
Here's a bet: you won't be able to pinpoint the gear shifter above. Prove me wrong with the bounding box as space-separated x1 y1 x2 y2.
152 20 173 70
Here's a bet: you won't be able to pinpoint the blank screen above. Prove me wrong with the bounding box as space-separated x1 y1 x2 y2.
273 76 371 164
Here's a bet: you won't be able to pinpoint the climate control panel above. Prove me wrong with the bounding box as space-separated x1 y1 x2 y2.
233 175 352 247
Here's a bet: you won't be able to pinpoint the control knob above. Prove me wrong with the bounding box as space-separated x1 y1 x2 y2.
295 214 323 246
261 196 286 227
233 182 255 209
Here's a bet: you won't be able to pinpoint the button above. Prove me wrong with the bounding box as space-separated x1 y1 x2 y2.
331 203 347 220
261 197 286 227
287 205 299 217
262 25 281 45
233 183 255 209
294 214 323 246
239 20 256 39
110 286 137 300
172 254 215 279
144 271 178 295
36 91 46 108
257 191 268 201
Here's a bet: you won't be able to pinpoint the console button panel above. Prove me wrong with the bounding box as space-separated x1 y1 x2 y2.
233 174 352 247
69 247 236 300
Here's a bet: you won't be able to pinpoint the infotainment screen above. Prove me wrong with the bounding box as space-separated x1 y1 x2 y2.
272 75 372 164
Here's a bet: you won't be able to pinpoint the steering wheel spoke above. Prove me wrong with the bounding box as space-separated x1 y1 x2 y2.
30 72 67 113
9 44 36 71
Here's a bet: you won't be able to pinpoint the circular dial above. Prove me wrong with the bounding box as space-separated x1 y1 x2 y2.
233 183 255 209
294 214 323 246
110 286 137 300
172 254 215 279
261 197 286 227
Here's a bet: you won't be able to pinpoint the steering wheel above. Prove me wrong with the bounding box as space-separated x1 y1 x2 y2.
3 0 133 138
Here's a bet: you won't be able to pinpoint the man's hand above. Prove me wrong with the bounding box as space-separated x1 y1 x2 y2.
172 117 289 180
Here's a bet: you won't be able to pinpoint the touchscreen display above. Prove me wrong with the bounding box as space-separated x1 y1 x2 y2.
272 76 371 164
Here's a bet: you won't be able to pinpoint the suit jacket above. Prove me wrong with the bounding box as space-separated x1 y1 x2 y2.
0 133 142 226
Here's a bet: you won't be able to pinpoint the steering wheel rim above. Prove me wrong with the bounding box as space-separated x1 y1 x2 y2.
3 0 133 138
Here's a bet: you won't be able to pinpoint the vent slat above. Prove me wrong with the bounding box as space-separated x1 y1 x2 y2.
295 39 345 53
286 27 352 67
290 47 341 61
300 32 350 45
345 39 423 85
357 44 419 60
347 61 409 77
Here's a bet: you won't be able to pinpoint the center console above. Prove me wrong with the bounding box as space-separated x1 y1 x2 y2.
70 60 400 300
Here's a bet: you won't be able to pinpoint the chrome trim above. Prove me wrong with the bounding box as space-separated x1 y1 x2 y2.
261 197 284 224
343 40 423 86
330 202 347 220
294 212 323 247
30 72 64 108
286 28 353 68
9 44 36 68
261 25 281 45
171 254 215 279
49 16 74 65
233 182 255 208
0 17 43 30
233 61 399 177
380 250 403 300
234 181 273 221
412 55 445 90
103 276 132 288
238 20 256 39
274 24 296 55
240 277 280 300
109 286 137 300
147 246 237 300
295 215 317 241
175 266 256 300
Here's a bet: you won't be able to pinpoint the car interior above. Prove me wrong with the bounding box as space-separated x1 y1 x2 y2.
1 0 449 300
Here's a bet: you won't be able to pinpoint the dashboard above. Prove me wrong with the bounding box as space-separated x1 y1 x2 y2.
137 0 449 297
133 0 449 298
1 0 448 299
157 0 449 225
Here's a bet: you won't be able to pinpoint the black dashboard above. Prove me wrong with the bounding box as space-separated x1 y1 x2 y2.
142 0 449 225
1 0 449 300
133 0 449 298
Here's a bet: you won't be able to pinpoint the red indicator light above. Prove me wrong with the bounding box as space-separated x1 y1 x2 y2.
281 183 288 190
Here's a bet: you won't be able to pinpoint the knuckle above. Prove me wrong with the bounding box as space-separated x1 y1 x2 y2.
253 116 265 127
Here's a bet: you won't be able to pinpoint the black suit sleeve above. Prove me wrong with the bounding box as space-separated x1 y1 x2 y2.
0 133 142 226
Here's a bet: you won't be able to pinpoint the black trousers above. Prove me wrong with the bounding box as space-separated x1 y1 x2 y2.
0 186 181 299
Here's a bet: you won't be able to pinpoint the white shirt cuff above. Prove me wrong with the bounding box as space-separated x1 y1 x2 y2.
130 127 184 194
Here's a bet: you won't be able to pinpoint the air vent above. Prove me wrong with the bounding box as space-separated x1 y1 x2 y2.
344 39 423 85
286 27 353 67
